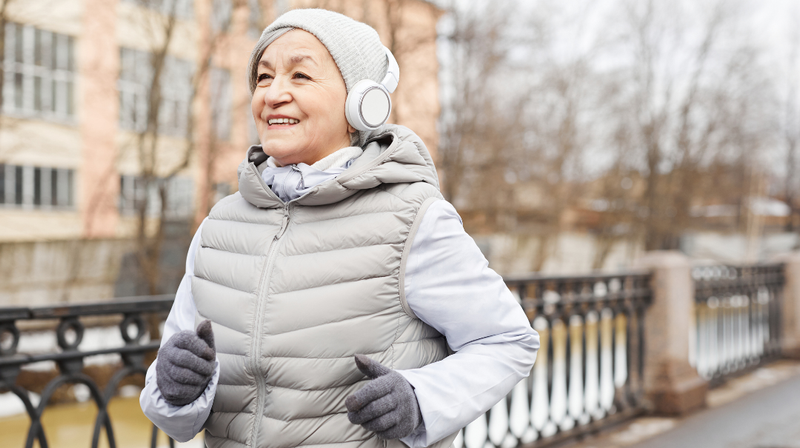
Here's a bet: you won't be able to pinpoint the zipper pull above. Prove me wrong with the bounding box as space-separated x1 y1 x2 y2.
291 164 306 189
276 206 290 239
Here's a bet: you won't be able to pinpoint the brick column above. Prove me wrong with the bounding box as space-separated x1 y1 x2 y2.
80 0 120 237
636 251 707 415
775 252 800 359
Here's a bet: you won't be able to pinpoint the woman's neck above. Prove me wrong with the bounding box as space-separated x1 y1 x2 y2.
267 146 363 171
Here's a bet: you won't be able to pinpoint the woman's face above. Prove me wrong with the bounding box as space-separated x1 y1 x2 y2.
252 30 355 166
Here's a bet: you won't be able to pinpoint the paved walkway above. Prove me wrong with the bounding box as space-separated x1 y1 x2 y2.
569 360 800 448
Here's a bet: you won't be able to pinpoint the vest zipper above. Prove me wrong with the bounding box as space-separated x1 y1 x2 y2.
250 204 291 447
276 206 290 239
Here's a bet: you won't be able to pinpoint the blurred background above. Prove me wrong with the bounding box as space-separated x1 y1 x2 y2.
3 0 800 307
1 0 799 446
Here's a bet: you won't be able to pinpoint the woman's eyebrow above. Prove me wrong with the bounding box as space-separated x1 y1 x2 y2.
258 54 318 71
289 54 317 66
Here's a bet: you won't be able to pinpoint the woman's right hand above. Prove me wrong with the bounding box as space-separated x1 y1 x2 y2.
155 319 216 406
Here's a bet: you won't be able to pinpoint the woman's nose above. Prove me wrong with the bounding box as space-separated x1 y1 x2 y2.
263 78 291 108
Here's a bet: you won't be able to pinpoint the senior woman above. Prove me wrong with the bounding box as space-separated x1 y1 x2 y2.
140 9 539 448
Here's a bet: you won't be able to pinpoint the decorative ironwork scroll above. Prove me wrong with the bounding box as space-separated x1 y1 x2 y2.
0 295 175 448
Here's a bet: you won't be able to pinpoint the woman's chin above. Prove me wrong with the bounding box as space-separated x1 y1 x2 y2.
262 146 313 166
262 141 299 157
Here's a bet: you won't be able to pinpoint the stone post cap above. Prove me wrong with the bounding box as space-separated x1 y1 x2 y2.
770 251 800 264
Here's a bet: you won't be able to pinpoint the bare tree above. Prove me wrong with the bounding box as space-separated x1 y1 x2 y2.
114 0 240 299
604 0 774 252
437 1 510 207
437 0 609 271
782 9 800 233
435 0 781 272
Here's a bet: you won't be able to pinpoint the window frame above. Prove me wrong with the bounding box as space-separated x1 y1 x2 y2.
0 163 76 210
118 47 194 137
122 0 194 20
2 22 77 123
119 174 194 220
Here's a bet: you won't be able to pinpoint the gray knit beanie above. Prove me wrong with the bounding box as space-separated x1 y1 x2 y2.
248 9 390 147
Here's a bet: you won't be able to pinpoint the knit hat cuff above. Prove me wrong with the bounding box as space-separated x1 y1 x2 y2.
248 9 388 95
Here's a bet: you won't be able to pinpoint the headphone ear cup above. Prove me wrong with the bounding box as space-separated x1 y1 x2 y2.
345 80 392 132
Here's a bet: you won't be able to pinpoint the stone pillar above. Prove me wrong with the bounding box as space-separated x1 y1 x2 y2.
775 252 800 359
636 251 707 415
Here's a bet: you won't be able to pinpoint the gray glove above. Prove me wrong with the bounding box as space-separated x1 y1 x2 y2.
155 320 216 406
345 354 422 440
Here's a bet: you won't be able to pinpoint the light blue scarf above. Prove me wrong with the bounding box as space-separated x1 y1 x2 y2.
260 146 363 202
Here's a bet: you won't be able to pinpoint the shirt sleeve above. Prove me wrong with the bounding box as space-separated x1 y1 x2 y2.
139 219 220 443
397 200 540 448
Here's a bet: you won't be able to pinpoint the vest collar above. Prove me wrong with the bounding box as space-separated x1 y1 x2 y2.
236 125 440 208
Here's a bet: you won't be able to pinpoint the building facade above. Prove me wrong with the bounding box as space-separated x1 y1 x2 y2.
0 0 442 304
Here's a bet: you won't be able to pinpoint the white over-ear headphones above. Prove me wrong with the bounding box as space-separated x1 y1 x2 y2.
345 46 400 132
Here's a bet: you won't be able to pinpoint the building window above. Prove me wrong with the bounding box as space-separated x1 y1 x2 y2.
123 0 194 19
119 175 194 219
160 56 193 136
213 182 231 204
118 49 150 133
211 0 233 33
0 164 75 209
248 0 263 39
2 23 76 121
118 48 194 137
210 68 231 141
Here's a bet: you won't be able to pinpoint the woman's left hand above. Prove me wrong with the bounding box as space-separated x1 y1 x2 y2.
345 354 422 439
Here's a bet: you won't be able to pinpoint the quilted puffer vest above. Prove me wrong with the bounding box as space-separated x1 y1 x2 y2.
192 126 457 448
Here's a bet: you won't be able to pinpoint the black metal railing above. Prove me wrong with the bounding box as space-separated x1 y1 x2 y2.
1 272 655 448
451 271 653 448
0 295 175 448
691 264 785 383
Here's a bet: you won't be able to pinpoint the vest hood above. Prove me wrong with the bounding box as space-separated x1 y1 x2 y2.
237 124 440 208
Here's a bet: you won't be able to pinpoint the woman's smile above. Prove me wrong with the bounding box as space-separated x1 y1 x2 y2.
267 115 300 126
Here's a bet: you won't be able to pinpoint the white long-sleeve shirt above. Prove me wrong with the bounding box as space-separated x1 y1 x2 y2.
140 149 539 447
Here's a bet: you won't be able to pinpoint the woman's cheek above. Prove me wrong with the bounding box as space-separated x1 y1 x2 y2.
251 88 265 118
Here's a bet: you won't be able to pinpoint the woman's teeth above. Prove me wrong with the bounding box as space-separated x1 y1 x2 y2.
268 118 299 125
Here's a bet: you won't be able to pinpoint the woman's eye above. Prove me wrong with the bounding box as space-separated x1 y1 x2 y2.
257 73 272 82
293 72 310 80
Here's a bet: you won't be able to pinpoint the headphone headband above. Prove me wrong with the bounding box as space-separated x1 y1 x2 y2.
381 46 399 93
